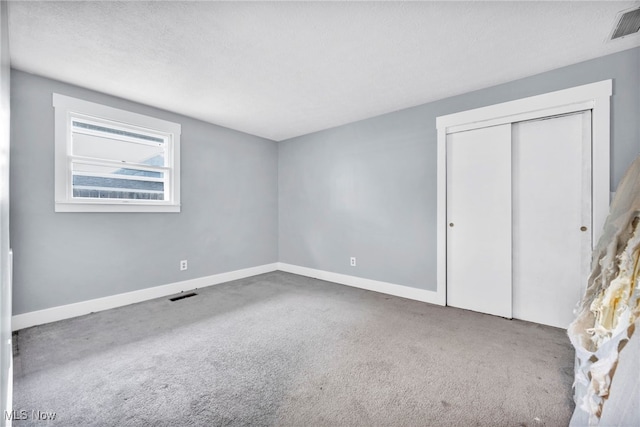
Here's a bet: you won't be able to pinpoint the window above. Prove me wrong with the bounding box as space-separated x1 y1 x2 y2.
53 94 181 212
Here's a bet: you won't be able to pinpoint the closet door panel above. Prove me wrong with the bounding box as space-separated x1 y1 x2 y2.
512 112 592 328
446 124 512 318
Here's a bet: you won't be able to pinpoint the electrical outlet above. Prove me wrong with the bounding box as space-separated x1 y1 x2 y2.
350 257 356 267
180 260 188 271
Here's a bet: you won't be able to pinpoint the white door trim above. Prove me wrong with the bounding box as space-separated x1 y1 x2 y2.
435 80 612 308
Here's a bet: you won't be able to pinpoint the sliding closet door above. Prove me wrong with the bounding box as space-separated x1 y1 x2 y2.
512 111 592 328
446 124 512 318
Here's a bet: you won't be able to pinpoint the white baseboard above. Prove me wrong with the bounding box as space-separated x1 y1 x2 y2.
12 263 278 331
277 262 445 306
13 262 444 331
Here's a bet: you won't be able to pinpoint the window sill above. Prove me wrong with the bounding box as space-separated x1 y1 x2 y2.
54 201 181 213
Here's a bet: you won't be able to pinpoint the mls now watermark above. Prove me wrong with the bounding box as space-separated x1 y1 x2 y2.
5 410 57 421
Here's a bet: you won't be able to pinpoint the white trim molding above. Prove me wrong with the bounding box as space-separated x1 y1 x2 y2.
12 263 447 331
278 263 443 305
12 263 278 331
436 80 612 309
436 81 612 133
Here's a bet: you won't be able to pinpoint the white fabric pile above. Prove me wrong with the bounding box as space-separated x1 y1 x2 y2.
568 155 640 425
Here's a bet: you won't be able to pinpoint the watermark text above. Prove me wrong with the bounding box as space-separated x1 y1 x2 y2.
5 410 57 421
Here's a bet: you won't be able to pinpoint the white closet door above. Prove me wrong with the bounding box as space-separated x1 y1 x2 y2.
512 111 592 328
446 124 512 318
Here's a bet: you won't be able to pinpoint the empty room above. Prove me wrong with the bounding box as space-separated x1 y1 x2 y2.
1 1 639 426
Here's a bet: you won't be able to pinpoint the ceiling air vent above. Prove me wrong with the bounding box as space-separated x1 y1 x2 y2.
610 7 640 40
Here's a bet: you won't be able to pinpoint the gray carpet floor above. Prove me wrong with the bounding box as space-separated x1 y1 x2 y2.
13 271 574 426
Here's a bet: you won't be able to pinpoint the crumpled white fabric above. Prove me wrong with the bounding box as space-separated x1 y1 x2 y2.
568 155 640 426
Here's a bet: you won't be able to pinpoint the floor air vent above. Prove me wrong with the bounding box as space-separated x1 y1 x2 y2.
611 7 640 40
169 292 197 302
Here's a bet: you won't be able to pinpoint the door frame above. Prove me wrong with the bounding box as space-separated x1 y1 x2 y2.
435 80 612 306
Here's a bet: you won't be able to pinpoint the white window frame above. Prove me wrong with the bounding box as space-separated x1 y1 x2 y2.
53 93 181 213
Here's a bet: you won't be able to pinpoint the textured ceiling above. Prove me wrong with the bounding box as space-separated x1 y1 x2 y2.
7 1 640 141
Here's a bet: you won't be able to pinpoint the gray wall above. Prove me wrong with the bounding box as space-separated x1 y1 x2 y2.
10 47 640 313
279 47 640 292
11 70 278 315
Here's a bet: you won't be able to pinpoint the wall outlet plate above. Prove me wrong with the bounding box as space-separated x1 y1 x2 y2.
350 257 356 267
180 260 188 271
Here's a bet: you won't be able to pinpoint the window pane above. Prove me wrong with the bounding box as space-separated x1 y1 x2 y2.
72 163 165 201
72 132 165 166
72 163 163 179
73 121 164 143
